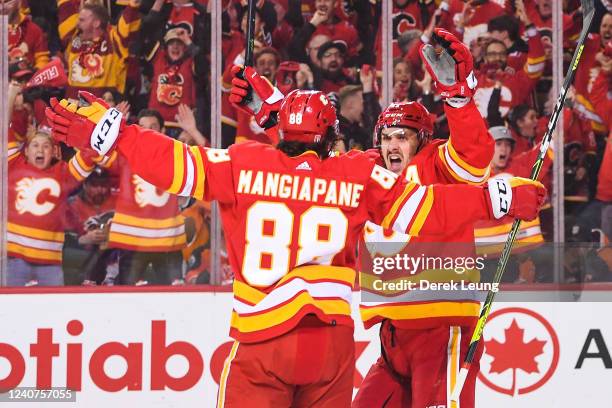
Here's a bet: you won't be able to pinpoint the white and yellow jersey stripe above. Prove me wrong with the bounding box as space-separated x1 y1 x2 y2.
438 138 491 185
230 265 355 343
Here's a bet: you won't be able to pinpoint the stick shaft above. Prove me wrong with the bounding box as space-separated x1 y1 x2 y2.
450 0 595 401
244 0 257 67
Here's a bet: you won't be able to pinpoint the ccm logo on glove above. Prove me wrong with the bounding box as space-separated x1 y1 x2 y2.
488 178 512 219
91 108 123 156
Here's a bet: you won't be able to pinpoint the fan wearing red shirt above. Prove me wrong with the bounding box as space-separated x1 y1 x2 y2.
487 6 545 75
64 168 118 285
8 130 97 286
374 0 437 64
473 31 545 120
439 0 506 44
147 26 196 136
588 51 612 239
105 110 187 286
7 0 49 70
299 0 362 59
574 13 612 135
314 40 358 93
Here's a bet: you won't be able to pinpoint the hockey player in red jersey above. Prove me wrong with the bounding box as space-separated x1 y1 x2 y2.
46 66 545 406
354 28 495 408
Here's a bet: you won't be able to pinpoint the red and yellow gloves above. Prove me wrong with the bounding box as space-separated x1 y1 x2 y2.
486 177 547 221
45 91 124 156
229 65 284 129
420 28 477 106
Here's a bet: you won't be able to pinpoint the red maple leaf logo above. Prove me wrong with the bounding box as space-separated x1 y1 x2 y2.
484 319 547 396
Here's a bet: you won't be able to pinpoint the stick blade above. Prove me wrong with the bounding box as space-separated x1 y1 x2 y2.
581 0 594 21
450 367 470 402
572 0 596 52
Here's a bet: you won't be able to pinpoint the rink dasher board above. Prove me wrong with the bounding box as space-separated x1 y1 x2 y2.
0 287 611 407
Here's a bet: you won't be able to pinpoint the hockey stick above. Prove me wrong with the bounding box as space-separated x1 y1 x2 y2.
450 0 595 402
244 0 257 67
236 0 257 108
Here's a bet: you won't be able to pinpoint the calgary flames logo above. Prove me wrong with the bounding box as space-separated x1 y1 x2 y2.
393 13 417 40
133 175 170 208
14 177 61 216
71 54 104 83
156 72 184 106
81 53 104 77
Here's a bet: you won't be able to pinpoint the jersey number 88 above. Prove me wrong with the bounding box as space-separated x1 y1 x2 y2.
242 202 348 286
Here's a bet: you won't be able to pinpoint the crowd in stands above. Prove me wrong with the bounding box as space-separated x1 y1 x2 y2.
4 0 612 286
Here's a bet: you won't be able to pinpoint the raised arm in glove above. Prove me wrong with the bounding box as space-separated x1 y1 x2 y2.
419 28 477 108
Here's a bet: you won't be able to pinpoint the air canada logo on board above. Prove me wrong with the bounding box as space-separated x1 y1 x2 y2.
478 307 560 396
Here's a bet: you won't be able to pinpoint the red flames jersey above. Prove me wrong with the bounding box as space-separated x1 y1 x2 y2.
441 0 505 44
9 12 49 70
474 145 552 257
107 156 186 253
148 51 196 126
524 0 579 41
360 101 494 329
374 0 435 65
574 33 608 134
58 0 140 98
114 125 494 342
7 141 95 264
589 70 612 202
474 32 545 119
597 135 612 203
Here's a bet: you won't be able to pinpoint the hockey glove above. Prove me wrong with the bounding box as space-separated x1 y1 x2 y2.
45 91 124 156
419 28 477 106
229 65 284 129
486 177 546 221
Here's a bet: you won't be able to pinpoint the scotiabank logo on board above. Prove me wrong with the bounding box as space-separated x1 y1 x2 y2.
0 320 370 392
0 320 226 392
478 307 560 396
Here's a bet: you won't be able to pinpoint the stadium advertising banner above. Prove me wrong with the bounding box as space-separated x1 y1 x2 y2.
0 290 611 407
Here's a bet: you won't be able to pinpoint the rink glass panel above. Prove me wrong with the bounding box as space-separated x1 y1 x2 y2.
1 0 608 286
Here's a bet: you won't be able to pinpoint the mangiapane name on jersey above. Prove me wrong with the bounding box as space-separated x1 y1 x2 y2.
236 169 364 208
